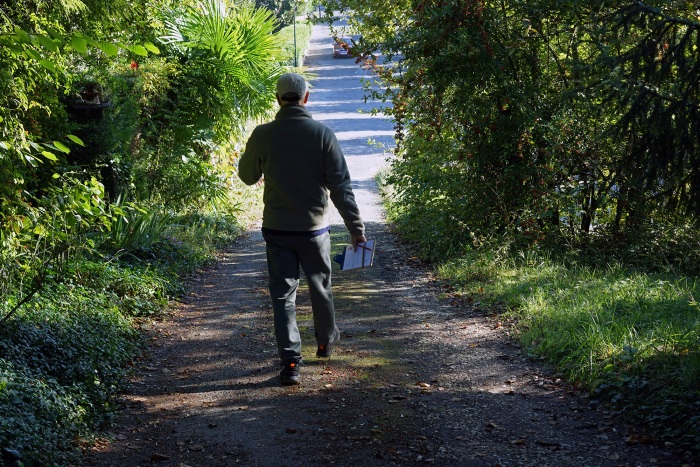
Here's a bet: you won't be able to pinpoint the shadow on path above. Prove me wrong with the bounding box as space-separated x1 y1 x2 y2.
84 19 684 467
84 221 683 466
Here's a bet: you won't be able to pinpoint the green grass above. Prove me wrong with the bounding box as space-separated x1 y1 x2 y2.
439 251 700 449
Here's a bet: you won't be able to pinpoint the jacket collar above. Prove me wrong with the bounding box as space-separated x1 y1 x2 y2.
275 104 312 120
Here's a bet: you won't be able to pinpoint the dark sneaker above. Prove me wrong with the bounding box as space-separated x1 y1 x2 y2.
280 361 300 385
316 343 333 358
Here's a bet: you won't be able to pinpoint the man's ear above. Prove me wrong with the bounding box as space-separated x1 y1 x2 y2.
303 90 309 104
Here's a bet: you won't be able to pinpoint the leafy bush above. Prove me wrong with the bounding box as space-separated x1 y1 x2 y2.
277 21 313 67
66 259 175 317
0 362 85 466
0 1 301 464
96 205 172 257
158 212 242 273
0 289 138 466
0 210 240 464
594 222 700 277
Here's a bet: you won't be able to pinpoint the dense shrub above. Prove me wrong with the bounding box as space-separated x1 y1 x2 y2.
0 290 137 465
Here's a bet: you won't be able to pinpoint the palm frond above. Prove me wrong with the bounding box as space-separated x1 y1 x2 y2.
158 0 284 136
163 1 282 76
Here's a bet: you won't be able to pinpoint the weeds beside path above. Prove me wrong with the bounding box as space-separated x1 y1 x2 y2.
84 218 686 466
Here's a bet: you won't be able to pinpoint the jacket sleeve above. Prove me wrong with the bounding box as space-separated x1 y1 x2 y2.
323 131 365 236
238 129 263 186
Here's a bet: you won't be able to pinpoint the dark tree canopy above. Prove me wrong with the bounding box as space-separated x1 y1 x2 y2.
321 0 700 256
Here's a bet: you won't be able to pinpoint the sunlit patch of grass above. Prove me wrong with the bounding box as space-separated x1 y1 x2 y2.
440 250 700 448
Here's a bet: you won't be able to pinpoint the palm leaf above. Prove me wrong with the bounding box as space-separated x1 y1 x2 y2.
164 1 281 75
159 0 284 135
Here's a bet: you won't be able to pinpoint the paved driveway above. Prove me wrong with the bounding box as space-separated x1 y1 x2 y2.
303 21 395 225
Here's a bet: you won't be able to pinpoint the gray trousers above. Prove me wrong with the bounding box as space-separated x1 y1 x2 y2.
262 231 340 365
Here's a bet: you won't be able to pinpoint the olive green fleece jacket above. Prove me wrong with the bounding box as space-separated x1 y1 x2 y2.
238 105 364 236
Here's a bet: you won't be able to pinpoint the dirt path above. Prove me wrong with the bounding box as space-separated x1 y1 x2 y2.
84 19 687 467
83 217 685 466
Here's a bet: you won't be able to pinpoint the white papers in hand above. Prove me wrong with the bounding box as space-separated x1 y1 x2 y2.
336 240 375 271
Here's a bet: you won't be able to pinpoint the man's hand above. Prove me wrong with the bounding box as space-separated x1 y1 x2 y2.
351 234 367 251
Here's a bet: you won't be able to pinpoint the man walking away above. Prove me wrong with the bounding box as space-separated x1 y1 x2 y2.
238 72 366 385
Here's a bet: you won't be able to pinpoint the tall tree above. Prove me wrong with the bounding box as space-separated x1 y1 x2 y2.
322 0 700 256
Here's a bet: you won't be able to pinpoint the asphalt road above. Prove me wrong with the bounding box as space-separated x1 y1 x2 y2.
303 19 395 225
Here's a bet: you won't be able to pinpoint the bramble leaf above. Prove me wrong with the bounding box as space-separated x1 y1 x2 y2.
41 151 58 161
52 141 71 153
144 42 161 54
36 34 59 52
99 41 119 56
70 36 88 53
129 45 149 56
67 135 85 146
38 59 57 73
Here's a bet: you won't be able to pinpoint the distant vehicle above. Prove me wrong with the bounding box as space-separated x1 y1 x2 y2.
332 37 353 58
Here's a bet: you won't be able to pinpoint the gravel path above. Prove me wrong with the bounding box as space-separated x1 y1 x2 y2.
83 21 688 467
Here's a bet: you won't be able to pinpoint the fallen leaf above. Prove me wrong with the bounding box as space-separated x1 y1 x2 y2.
626 433 654 445
535 439 561 448
484 421 500 432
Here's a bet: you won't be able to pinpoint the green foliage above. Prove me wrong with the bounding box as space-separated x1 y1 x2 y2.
65 259 175 316
277 21 312 67
72 0 286 211
1 361 87 466
254 0 314 30
161 212 242 271
160 0 283 140
96 204 172 256
593 2 700 223
329 0 700 450
0 175 117 325
0 0 302 463
1 0 284 266
1 0 286 322
0 287 138 466
335 0 700 256
0 207 240 464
